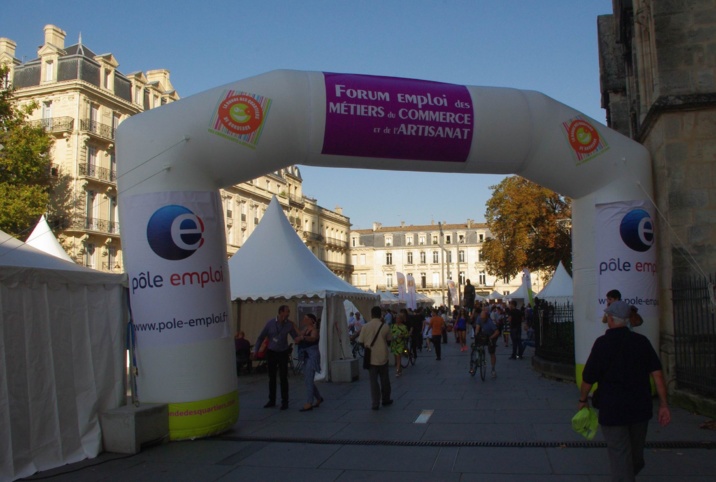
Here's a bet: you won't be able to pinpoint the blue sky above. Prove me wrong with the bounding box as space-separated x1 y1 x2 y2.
2 0 613 229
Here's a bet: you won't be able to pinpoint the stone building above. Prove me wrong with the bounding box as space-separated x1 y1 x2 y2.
598 1 716 408
350 220 541 306
0 25 351 279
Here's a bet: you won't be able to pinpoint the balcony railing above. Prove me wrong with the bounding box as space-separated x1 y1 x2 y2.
324 236 348 248
29 116 74 134
79 162 117 182
102 262 123 272
73 217 120 234
289 194 305 206
303 232 323 242
80 118 115 140
323 261 353 273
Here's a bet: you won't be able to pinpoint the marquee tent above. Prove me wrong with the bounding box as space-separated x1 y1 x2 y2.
228 197 378 380
25 215 74 262
0 230 126 481
536 262 573 304
488 290 504 300
504 281 536 304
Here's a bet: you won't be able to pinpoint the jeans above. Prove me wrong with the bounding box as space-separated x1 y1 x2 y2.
511 330 522 357
431 335 442 359
601 421 649 482
266 348 290 404
368 362 391 408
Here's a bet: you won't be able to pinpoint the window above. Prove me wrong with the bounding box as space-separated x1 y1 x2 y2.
84 243 95 268
420 273 427 288
432 235 438 245
419 235 426 245
386 252 392 265
432 251 439 263
360 254 366 265
42 101 52 120
479 233 484 242
459 250 465 262
108 196 118 233
386 273 393 288
385 235 392 246
406 234 413 246
88 146 98 167
351 254 357 265
478 249 483 262
407 252 413 264
432 272 440 287
86 190 96 219
479 271 486 285
459 234 465 243
359 273 367 286
447 251 452 263
45 60 54 82
459 271 466 285
351 237 357 247
446 235 451 244
107 246 117 270
420 251 426 264
503 276 510 284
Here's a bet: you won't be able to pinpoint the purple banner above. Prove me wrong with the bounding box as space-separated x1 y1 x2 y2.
322 73 474 162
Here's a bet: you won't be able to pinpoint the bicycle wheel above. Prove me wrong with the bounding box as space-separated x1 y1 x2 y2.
469 346 478 376
479 347 487 381
353 343 364 358
409 350 416 366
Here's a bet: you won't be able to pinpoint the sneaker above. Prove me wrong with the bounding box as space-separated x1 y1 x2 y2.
491 370 496 378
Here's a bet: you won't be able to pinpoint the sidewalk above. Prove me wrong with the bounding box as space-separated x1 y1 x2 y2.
24 338 716 481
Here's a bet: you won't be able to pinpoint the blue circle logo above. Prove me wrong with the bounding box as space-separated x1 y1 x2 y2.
146 205 205 260
619 209 654 252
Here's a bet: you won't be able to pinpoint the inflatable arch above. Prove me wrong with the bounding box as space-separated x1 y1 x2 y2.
117 70 658 439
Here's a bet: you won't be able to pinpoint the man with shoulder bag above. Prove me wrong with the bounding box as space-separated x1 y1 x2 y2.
357 306 393 410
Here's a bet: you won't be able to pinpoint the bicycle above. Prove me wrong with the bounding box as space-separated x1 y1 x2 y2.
469 334 488 380
400 341 417 369
350 336 364 358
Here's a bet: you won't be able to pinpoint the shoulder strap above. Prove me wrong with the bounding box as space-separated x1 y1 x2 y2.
369 322 385 348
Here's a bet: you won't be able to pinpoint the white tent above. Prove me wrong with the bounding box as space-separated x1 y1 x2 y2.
25 215 74 262
377 290 403 308
0 230 127 481
228 197 378 380
488 290 504 300
504 281 535 304
537 261 573 304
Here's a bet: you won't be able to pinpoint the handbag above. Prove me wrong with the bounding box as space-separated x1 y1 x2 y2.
362 322 385 370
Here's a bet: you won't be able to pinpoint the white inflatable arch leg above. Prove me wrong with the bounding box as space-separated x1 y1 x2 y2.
117 70 657 439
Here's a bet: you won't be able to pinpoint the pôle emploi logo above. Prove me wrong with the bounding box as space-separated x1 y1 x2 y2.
147 205 205 260
619 209 654 253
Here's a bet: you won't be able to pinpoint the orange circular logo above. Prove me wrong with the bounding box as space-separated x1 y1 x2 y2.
567 119 600 154
218 95 263 135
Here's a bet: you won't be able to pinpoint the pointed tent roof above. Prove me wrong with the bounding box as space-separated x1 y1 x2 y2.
25 215 75 262
229 197 378 302
488 290 503 300
537 261 573 301
504 281 535 301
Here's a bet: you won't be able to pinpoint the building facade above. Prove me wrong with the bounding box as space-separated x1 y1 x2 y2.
598 1 716 401
350 220 542 306
0 25 351 279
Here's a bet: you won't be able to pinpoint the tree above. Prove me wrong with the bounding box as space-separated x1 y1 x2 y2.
0 65 55 238
482 176 572 281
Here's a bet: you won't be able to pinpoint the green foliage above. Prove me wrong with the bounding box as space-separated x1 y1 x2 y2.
482 176 572 280
0 65 55 237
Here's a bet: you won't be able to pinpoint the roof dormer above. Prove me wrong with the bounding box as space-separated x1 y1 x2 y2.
95 53 119 92
38 25 66 84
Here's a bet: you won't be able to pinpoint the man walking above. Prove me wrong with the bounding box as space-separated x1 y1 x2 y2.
358 306 393 410
429 309 445 361
255 305 299 410
579 299 670 481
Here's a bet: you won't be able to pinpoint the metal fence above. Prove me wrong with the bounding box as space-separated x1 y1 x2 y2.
535 302 575 365
672 273 716 397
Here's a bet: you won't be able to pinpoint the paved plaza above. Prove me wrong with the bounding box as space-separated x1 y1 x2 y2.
24 339 716 481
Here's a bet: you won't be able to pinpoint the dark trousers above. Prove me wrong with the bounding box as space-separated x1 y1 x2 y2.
266 348 290 404
432 335 442 359
368 362 391 408
602 421 649 481
511 330 522 357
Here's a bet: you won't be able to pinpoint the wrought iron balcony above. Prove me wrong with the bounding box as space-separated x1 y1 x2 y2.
28 116 74 134
79 162 117 182
73 217 121 234
80 118 115 140
323 261 353 273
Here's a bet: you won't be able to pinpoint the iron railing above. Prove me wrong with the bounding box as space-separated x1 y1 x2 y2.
29 116 74 134
79 162 117 182
672 272 716 397
72 217 120 234
534 301 575 365
80 118 115 140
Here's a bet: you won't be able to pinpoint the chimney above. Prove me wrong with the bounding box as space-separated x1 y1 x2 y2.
43 25 66 50
400 221 405 227
0 38 17 59
335 206 343 215
372 222 382 231
467 219 472 228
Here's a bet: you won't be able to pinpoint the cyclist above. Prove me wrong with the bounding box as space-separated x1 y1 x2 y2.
475 307 501 378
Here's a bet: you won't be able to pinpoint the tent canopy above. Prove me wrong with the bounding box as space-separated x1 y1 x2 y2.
504 281 535 303
25 215 74 263
537 261 573 303
229 197 376 303
0 230 126 480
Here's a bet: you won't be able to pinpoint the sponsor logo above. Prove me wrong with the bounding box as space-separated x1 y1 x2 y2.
147 205 205 260
561 116 609 164
209 90 272 148
619 208 654 252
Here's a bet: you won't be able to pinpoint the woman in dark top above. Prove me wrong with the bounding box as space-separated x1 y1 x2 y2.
296 313 323 411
